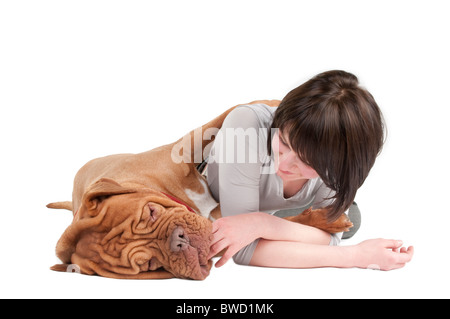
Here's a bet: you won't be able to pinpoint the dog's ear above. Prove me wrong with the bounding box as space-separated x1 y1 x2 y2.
53 217 99 265
82 178 137 213
53 178 137 265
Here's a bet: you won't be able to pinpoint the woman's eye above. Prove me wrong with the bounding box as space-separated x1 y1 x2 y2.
280 137 289 147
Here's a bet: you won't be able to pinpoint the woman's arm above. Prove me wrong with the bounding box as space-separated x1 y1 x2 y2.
250 238 414 271
256 212 332 244
209 213 414 270
209 212 332 267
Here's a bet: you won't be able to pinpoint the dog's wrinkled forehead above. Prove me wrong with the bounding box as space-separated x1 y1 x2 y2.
93 190 175 227
77 179 184 221
95 191 196 242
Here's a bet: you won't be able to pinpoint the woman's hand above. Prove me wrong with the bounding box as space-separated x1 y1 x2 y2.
208 213 263 268
353 239 414 271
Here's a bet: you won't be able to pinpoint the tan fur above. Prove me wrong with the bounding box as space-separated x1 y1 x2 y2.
285 207 353 233
47 99 351 280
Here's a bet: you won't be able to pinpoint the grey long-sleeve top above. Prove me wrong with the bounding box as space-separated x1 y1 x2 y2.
206 104 343 265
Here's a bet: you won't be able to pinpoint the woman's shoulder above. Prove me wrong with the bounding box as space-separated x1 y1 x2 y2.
226 103 276 129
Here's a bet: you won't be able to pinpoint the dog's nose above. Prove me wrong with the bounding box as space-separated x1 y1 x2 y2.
170 226 190 252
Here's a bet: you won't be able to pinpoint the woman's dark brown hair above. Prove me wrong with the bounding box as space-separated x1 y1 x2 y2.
268 70 385 221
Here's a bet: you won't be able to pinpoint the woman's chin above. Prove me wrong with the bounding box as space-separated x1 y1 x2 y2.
277 170 299 181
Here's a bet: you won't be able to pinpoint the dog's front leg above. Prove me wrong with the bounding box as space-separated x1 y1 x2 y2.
284 207 353 234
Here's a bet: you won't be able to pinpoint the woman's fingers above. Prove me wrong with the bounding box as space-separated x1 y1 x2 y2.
208 234 228 260
208 238 235 267
208 224 237 267
393 247 414 270
210 229 223 247
387 246 414 270
396 246 414 264
215 246 237 268
382 239 403 249
211 219 221 234
208 218 235 265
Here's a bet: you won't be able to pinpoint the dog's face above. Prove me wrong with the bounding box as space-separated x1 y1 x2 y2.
53 179 213 280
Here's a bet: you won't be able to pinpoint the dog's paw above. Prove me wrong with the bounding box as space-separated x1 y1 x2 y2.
323 212 354 233
289 207 353 234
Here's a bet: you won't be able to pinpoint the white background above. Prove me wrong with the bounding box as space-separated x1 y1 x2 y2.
1 0 449 299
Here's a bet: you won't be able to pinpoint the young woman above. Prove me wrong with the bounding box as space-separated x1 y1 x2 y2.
206 70 413 270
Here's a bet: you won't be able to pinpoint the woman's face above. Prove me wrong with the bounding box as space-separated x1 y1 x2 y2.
271 130 319 182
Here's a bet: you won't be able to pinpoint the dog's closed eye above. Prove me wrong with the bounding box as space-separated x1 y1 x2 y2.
134 203 160 231
148 204 158 221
